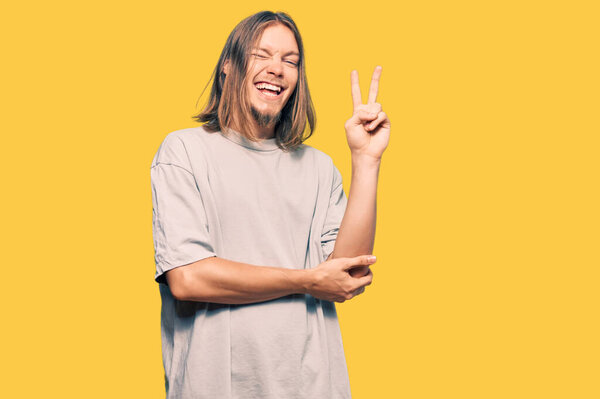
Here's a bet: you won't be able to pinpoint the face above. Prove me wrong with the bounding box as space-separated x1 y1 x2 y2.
245 23 300 124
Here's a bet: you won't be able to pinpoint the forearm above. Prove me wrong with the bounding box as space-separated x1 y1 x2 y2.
331 155 381 258
171 257 311 305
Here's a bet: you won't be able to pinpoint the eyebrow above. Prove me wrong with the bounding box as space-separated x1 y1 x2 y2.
255 47 300 57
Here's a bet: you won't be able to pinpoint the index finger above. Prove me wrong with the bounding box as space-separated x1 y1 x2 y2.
344 255 377 271
367 65 382 104
351 70 362 110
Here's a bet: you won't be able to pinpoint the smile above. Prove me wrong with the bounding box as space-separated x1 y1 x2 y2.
254 82 284 98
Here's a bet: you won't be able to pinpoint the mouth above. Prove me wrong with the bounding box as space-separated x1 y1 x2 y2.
254 81 285 99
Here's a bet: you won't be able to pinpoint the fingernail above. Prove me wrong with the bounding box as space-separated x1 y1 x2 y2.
368 255 377 262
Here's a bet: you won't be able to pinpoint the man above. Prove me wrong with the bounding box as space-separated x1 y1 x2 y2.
150 11 390 399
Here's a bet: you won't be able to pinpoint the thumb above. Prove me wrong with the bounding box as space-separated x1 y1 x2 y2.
344 255 377 271
350 110 377 126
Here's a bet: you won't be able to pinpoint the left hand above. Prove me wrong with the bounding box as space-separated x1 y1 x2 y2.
344 66 391 160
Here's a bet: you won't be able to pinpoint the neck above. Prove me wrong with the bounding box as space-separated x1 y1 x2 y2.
230 119 276 140
252 122 275 140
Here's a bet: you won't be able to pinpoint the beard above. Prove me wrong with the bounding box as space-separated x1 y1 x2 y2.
251 106 282 128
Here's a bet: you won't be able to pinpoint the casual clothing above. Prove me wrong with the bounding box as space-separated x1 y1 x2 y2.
150 126 350 398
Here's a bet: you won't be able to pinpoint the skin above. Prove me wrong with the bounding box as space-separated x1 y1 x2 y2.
225 23 300 139
166 25 391 304
332 66 391 280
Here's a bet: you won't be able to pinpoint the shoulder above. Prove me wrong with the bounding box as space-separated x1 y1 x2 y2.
295 143 335 167
151 126 214 169
295 144 343 185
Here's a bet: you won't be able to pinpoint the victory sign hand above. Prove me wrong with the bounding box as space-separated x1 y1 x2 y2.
344 66 391 160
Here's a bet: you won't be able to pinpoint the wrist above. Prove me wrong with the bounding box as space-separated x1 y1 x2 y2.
351 152 382 167
292 269 313 295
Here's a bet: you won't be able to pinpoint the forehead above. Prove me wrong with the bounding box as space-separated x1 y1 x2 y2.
254 23 299 54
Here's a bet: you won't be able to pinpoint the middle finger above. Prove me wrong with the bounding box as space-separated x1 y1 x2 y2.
367 66 382 104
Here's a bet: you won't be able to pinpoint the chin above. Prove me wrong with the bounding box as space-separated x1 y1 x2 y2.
253 104 282 117
251 105 283 127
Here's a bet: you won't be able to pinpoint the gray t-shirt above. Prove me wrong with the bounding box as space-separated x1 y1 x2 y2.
150 126 350 398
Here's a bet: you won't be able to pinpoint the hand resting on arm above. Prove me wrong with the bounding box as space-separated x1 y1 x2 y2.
166 255 376 305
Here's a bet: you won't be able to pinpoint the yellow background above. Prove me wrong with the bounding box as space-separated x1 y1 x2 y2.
2 0 598 398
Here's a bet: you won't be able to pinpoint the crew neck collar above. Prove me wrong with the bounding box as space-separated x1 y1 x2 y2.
219 128 279 152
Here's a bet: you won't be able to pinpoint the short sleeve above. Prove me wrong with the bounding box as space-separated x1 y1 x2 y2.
320 163 348 261
150 138 216 285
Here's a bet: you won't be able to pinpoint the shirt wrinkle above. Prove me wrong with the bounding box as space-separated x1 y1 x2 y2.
151 126 351 398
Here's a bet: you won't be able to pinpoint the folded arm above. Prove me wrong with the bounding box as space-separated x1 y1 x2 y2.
166 257 306 304
166 254 375 305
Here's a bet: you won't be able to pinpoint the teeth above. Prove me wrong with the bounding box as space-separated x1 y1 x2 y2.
255 82 282 92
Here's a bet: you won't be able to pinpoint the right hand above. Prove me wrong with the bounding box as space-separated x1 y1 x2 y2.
305 255 376 303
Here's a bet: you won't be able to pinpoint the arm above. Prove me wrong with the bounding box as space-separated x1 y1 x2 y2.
167 254 376 305
331 156 380 258
167 256 307 304
331 66 390 271
151 141 375 305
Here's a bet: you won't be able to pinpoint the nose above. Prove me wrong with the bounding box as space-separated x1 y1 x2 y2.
266 56 284 77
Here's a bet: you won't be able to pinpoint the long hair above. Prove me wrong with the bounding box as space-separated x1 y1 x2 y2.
192 11 316 151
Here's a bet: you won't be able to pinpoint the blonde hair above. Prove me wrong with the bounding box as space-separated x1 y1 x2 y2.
193 11 316 151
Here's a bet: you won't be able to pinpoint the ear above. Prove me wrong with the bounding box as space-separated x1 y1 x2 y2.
223 60 230 75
